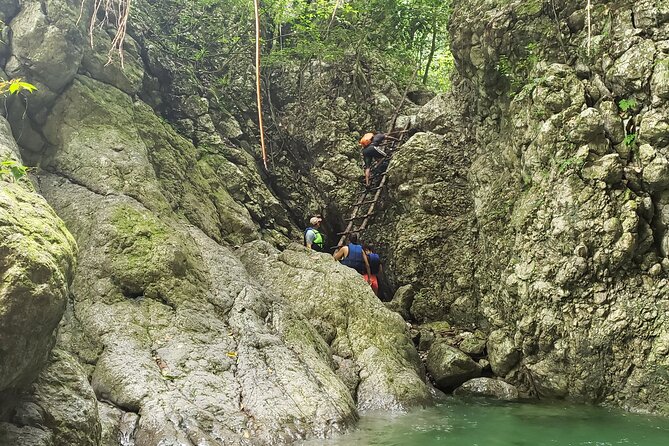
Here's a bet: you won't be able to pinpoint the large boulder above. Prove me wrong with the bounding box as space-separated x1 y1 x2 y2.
0 117 76 400
1 350 101 446
425 341 482 391
40 175 360 443
487 330 520 377
367 130 477 324
453 377 519 401
385 284 414 320
238 242 433 411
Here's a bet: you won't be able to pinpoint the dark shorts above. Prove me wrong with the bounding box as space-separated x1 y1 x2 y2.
362 146 385 168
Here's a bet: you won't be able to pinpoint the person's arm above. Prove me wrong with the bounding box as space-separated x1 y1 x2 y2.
378 262 383 274
305 230 315 250
333 246 347 261
362 251 371 281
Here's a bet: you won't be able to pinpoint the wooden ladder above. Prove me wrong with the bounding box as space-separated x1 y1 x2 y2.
335 127 411 248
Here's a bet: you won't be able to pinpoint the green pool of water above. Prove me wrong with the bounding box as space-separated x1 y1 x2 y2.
303 399 669 446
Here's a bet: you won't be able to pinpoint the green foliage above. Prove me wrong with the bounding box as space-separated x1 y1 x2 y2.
557 156 585 173
497 42 540 94
265 0 453 86
0 78 37 96
426 50 454 91
623 133 637 147
146 0 453 92
618 98 637 113
0 80 37 183
0 159 29 182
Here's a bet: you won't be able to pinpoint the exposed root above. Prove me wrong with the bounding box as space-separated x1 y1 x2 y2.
79 0 131 68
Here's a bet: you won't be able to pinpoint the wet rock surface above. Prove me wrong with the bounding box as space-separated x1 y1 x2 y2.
454 378 519 401
425 341 482 391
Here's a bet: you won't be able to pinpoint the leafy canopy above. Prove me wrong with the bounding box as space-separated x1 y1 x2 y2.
144 0 453 91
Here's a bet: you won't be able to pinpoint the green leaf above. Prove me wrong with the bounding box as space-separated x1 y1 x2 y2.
18 81 37 93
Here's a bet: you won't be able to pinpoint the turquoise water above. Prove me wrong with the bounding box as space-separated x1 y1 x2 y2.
303 399 669 446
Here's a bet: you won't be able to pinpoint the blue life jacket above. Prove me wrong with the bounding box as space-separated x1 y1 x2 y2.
368 253 380 275
340 243 365 274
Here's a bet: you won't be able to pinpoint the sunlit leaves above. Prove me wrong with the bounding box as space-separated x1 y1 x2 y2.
0 78 38 96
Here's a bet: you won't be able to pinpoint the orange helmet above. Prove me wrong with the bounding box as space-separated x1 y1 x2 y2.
359 132 374 147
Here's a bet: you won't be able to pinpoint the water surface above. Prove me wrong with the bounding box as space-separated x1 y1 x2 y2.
303 399 669 446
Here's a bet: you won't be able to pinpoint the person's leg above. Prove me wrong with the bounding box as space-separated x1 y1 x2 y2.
362 150 374 187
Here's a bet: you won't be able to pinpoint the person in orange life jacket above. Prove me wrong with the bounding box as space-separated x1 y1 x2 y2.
304 215 324 251
359 132 398 188
333 233 372 280
362 244 382 296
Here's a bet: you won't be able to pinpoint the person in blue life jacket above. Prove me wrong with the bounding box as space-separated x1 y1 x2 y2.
362 244 382 296
304 215 325 252
333 233 372 280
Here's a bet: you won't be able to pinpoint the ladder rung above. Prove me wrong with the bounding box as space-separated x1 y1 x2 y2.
345 213 375 222
337 228 367 236
352 199 377 206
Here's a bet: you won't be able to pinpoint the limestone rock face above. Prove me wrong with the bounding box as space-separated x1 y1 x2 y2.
419 0 669 414
454 378 519 401
6 0 85 106
367 129 477 323
1 2 430 443
425 341 482 391
0 117 76 399
42 75 263 246
3 350 101 446
238 242 432 411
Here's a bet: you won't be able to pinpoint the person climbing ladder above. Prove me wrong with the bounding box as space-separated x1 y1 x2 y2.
359 132 398 188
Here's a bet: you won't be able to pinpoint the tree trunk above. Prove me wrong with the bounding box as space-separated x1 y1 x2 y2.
422 19 438 84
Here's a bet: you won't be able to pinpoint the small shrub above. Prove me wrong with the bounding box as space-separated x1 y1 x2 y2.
557 156 585 173
623 133 637 147
0 78 37 96
0 159 29 182
618 98 637 113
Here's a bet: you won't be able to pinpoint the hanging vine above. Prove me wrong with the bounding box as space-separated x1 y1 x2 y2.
79 0 132 67
253 0 268 171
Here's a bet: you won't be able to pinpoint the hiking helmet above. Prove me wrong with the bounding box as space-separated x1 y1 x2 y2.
359 133 374 147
